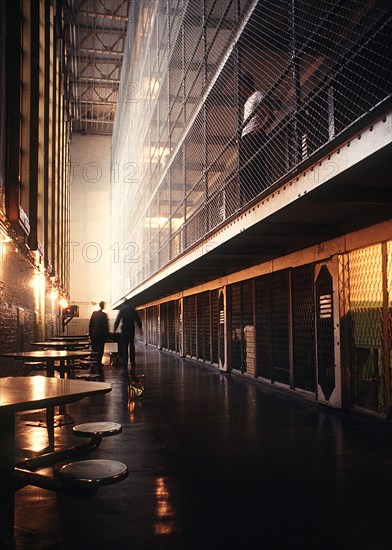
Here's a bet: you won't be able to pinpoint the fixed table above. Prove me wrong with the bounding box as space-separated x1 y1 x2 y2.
30 341 90 351
48 335 89 341
0 376 111 549
0 351 95 441
0 350 92 377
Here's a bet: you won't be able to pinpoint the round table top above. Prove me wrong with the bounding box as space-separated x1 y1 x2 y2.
0 376 111 412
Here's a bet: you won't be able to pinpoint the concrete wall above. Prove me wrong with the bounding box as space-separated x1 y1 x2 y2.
69 134 117 331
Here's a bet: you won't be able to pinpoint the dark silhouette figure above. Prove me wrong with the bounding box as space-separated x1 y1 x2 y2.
89 301 109 378
239 73 275 204
113 301 142 378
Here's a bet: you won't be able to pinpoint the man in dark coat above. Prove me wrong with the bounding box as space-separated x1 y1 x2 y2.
89 301 109 374
113 301 142 378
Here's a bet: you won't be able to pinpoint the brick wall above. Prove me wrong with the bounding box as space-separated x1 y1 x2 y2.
0 241 60 376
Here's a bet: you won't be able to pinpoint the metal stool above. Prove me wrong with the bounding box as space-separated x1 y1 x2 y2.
73 421 122 438
59 459 128 487
60 423 126 490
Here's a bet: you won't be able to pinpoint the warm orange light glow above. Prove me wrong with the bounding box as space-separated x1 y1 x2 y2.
154 477 174 536
146 216 183 230
128 400 136 421
31 375 47 400
23 421 49 452
154 522 174 535
59 298 68 309
0 226 10 243
31 270 45 309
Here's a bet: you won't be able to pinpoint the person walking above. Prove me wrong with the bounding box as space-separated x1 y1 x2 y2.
88 301 109 378
113 300 142 379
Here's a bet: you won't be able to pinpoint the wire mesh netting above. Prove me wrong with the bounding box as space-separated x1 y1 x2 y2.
348 243 391 413
111 0 392 302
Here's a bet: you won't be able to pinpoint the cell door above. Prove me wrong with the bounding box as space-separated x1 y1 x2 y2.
218 288 226 371
315 260 342 407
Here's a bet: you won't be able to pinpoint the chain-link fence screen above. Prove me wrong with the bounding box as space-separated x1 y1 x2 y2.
348 243 392 414
111 0 392 301
292 264 316 392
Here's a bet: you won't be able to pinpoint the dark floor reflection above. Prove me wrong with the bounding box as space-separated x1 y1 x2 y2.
15 345 392 549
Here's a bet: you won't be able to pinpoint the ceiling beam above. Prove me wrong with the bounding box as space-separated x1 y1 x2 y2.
71 77 120 86
76 25 126 35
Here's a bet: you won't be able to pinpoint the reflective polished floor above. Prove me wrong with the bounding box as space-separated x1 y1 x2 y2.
15 345 392 549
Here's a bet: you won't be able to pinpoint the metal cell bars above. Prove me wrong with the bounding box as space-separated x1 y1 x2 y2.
291 264 316 392
230 283 242 371
348 244 384 413
229 281 255 373
146 305 159 347
182 291 219 362
254 271 290 384
183 294 197 358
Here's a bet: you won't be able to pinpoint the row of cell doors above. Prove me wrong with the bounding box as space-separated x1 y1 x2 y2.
143 261 340 405
228 246 392 416
143 245 391 415
229 261 341 407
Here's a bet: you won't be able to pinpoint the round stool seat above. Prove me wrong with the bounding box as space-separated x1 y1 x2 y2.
59 459 128 487
73 421 122 438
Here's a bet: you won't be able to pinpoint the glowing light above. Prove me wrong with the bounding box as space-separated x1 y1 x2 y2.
144 145 171 164
21 377 49 452
142 76 160 99
31 269 45 309
0 225 10 242
146 217 183 230
154 477 174 535
154 523 174 535
0 227 10 262
31 375 47 399
50 288 58 307
128 400 136 421
59 298 68 309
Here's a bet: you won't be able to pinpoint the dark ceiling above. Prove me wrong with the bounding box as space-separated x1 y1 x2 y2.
66 0 129 135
